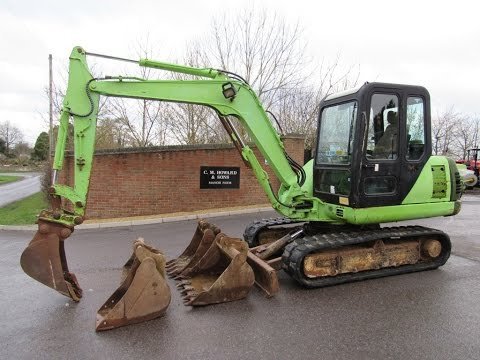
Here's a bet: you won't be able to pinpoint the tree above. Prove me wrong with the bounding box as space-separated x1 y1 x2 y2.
164 9 359 147
32 132 49 161
206 8 307 109
95 118 131 149
0 121 24 155
431 107 480 159
161 9 309 145
274 88 320 149
107 98 168 147
0 137 5 154
105 39 169 147
42 63 115 149
432 107 461 156
162 48 224 145
451 116 479 159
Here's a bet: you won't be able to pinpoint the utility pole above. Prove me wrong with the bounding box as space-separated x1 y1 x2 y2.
49 54 53 159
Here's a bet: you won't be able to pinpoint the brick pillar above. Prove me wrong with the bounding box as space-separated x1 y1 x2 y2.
282 134 306 165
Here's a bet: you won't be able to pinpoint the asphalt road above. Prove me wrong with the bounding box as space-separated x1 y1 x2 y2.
1 196 480 359
0 172 41 206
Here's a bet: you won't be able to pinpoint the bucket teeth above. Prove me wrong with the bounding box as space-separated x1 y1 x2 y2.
166 259 176 266
170 230 255 306
180 288 190 295
166 220 219 279
183 292 198 300
166 266 179 275
165 262 175 269
166 264 178 271
176 280 191 288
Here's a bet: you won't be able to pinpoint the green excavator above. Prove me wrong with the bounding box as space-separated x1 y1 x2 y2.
21 47 462 331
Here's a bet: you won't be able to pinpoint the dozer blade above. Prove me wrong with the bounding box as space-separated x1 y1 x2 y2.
20 219 82 301
96 238 171 332
176 233 255 306
166 220 220 278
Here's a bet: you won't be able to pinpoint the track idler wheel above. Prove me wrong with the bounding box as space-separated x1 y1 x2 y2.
20 219 82 301
176 233 255 306
96 239 171 331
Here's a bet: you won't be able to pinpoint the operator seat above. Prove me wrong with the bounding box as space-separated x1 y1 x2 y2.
373 111 398 158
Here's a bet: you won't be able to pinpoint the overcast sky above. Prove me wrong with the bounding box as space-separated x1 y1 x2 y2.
1 0 479 144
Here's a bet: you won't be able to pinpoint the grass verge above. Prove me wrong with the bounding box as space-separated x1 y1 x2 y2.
0 175 22 185
0 192 47 225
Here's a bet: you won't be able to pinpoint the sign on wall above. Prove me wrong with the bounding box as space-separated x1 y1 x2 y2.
200 166 240 189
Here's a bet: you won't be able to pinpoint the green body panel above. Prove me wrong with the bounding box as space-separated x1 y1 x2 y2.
45 46 460 228
325 201 457 225
304 155 460 225
299 159 314 197
402 156 452 204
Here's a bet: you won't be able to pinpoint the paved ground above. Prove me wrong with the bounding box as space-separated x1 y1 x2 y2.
0 172 41 206
1 196 480 359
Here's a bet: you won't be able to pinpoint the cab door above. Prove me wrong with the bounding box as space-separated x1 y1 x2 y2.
358 90 403 207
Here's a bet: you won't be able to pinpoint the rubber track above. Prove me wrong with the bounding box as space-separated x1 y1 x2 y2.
243 217 304 247
282 226 451 288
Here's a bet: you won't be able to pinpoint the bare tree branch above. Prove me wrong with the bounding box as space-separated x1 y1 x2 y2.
0 121 24 155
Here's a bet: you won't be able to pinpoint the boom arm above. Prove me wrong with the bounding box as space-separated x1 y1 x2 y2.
47 47 330 228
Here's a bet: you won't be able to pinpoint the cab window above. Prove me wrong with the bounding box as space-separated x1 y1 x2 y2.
406 97 425 160
316 101 357 164
366 94 399 160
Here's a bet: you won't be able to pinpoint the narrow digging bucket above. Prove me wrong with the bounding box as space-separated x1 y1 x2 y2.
96 239 171 332
176 233 255 306
20 219 82 301
166 220 220 278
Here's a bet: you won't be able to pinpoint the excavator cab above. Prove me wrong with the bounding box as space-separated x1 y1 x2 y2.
314 82 461 209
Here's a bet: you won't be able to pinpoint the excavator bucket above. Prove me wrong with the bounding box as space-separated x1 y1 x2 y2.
96 238 171 331
20 220 82 301
176 233 255 306
166 220 220 278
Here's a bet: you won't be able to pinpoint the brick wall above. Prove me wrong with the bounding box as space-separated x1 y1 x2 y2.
59 135 305 219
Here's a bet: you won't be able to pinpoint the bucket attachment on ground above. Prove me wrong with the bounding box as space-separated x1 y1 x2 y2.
176 233 255 306
96 238 171 332
20 219 82 301
166 220 220 278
